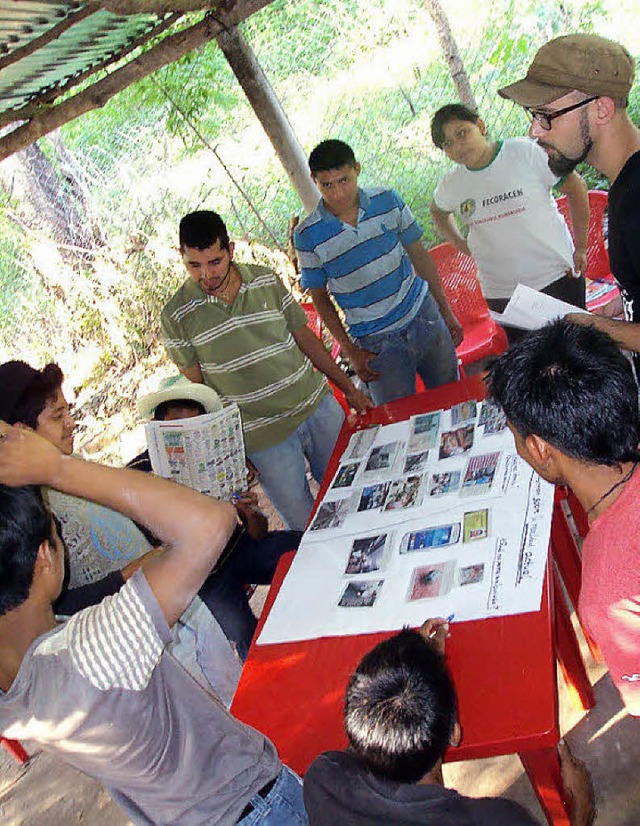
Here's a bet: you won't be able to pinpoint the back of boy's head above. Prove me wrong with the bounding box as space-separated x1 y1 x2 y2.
0 485 53 616
179 210 230 252
431 103 480 148
344 628 456 783
309 139 357 175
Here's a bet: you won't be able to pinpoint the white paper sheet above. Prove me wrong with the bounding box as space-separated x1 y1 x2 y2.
493 283 589 331
258 407 554 645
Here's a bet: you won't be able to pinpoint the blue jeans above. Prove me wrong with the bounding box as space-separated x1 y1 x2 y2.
358 292 459 405
238 765 308 825
198 529 302 661
248 393 345 530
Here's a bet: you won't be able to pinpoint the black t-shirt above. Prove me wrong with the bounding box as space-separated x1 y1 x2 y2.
608 149 640 379
303 751 539 826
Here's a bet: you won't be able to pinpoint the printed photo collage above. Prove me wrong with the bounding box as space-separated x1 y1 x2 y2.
336 506 492 609
309 399 508 537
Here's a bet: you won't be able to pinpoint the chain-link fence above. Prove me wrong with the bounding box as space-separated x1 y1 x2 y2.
1 0 637 367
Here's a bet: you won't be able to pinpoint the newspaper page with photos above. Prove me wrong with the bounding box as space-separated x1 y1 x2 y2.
145 404 246 499
258 398 555 645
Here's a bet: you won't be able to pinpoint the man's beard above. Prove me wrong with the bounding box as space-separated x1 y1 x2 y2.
542 109 593 176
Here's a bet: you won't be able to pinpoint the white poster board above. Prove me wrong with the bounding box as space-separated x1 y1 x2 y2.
258 399 554 645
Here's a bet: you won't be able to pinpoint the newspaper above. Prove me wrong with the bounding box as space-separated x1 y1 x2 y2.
490 283 590 331
145 404 246 499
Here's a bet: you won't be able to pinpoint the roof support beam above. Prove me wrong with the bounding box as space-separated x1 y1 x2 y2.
0 0 271 162
215 23 319 213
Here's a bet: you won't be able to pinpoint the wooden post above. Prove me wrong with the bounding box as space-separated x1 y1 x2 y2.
215 24 319 214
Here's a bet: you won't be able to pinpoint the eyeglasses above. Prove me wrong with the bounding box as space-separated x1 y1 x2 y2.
524 96 598 131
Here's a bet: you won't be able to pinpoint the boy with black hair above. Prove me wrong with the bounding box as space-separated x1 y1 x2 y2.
304 618 594 825
488 318 640 718
162 209 372 531
295 139 462 405
429 103 589 342
0 424 308 824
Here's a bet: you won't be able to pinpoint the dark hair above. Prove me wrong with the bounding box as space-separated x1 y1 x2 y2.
430 103 480 149
309 139 357 175
10 363 64 429
0 485 54 616
179 211 230 252
487 318 640 466
345 629 456 782
153 399 206 421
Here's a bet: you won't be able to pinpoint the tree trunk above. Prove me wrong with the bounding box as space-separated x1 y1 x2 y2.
13 141 93 254
215 24 319 214
423 0 477 111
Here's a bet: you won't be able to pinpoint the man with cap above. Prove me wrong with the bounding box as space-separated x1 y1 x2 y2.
498 34 640 378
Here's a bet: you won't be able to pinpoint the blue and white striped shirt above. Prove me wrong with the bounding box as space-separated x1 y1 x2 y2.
295 187 428 338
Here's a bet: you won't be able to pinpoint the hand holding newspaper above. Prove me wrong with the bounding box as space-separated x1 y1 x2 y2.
490 283 590 331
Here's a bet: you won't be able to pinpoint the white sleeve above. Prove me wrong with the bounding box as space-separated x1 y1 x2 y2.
522 137 560 188
433 171 458 213
67 575 167 691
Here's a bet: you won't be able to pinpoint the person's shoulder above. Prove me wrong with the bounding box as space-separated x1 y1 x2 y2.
504 135 545 161
296 204 328 239
240 262 280 288
161 278 199 319
46 573 170 692
461 793 539 825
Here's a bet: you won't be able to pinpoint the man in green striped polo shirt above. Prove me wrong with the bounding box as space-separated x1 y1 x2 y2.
161 210 372 530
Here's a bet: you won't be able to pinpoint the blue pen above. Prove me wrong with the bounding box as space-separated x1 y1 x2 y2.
429 614 455 638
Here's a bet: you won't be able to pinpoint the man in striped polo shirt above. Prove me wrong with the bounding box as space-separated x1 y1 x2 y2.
161 210 371 531
294 139 463 405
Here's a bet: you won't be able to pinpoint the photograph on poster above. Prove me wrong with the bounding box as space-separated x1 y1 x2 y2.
463 508 489 541
358 482 390 511
408 412 441 452
338 579 384 608
345 426 380 460
428 470 461 497
439 425 475 459
384 475 424 511
310 496 354 531
403 450 430 474
345 534 389 575
459 563 485 586
451 401 477 426
400 522 461 553
332 461 361 489
364 442 401 473
407 561 455 600
461 452 500 496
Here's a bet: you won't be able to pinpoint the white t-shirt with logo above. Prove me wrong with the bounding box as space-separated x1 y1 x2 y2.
433 137 574 299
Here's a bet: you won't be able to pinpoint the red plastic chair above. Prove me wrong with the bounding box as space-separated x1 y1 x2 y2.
1 735 29 764
556 190 619 311
429 242 508 366
301 301 349 412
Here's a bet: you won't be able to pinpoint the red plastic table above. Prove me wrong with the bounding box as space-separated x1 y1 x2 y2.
232 376 574 824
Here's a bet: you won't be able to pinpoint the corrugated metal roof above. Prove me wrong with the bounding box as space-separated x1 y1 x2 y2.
0 2 169 119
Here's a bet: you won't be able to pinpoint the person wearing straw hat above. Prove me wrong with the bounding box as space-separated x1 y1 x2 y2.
498 33 640 380
133 374 303 660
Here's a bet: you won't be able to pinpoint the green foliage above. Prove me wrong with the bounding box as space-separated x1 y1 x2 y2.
2 0 637 370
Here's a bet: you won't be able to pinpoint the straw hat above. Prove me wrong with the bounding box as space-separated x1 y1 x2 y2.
137 375 222 418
